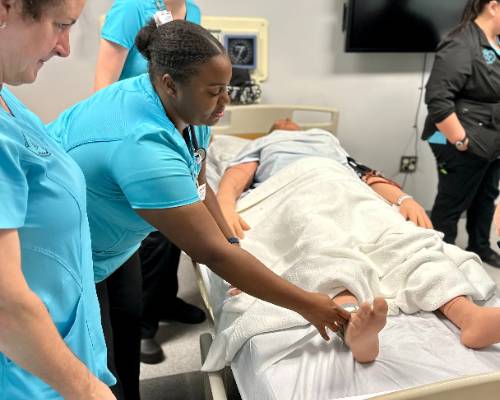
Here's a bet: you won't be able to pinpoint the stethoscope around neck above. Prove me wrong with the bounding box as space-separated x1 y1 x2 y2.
183 125 206 165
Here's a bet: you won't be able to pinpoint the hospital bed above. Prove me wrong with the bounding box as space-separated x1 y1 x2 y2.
193 104 500 400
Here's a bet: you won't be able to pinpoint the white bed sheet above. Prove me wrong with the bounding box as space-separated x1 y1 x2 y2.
200 262 500 400
202 135 500 399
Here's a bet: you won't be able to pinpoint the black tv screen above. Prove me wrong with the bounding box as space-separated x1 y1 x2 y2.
345 0 468 52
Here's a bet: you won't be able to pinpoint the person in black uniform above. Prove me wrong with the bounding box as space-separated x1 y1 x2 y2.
139 231 205 364
423 0 500 268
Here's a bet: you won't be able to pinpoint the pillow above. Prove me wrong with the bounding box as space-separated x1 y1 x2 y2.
207 135 251 190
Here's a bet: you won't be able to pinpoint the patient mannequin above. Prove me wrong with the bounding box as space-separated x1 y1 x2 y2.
217 119 500 363
220 119 432 238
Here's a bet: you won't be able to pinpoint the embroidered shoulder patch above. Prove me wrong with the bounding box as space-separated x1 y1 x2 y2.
482 48 497 65
23 134 51 157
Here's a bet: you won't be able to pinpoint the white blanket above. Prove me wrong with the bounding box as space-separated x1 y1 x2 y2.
202 156 496 371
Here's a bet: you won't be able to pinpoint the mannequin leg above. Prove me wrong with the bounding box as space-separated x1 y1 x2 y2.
440 296 500 348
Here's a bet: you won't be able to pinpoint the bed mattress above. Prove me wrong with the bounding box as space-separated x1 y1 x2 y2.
200 264 500 400
231 303 500 400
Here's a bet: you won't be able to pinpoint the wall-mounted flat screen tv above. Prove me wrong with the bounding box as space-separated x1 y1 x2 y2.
344 0 468 52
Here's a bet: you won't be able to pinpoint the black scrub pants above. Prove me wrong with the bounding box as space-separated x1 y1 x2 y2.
430 143 500 253
97 252 142 400
139 231 181 339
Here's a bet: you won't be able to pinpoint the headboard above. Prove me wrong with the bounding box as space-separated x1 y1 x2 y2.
212 104 340 139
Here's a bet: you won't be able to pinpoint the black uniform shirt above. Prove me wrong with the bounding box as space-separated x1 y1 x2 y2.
423 22 500 160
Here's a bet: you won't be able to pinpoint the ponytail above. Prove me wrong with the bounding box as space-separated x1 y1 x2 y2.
135 19 226 84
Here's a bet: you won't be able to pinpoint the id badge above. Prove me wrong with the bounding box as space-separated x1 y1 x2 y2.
197 183 207 201
154 10 173 26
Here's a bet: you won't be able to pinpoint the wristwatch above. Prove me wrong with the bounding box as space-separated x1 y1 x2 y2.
454 135 468 150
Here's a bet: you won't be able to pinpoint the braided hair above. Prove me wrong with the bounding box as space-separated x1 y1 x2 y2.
136 19 226 84
449 0 499 36
21 0 65 20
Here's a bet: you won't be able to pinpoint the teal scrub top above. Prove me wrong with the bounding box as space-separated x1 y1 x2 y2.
0 87 115 398
48 74 211 282
427 131 448 145
101 0 201 80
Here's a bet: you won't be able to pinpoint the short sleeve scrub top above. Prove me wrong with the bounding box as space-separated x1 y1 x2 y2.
48 74 211 282
0 87 115 399
101 0 201 80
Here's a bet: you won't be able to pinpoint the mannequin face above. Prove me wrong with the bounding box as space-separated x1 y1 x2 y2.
270 119 302 132
0 0 85 85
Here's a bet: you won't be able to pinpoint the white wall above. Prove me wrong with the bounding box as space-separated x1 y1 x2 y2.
11 1 113 121
12 0 439 209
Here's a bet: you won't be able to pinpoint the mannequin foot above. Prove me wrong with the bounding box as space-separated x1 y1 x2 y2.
460 306 500 348
345 298 388 363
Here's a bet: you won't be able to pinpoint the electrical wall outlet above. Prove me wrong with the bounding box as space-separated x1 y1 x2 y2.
399 156 418 173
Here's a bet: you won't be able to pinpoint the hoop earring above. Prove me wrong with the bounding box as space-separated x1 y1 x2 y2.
0 22 7 29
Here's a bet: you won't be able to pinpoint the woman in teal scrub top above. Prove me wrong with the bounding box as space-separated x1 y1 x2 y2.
95 0 201 88
49 20 350 400
0 0 114 399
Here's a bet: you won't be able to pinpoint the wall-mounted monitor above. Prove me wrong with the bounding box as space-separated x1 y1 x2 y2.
344 0 468 52
225 35 258 70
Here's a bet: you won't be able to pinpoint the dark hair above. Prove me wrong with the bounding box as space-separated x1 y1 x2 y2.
450 0 498 36
136 19 226 84
21 0 65 20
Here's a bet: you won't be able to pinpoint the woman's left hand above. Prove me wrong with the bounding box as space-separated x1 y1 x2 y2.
399 198 433 229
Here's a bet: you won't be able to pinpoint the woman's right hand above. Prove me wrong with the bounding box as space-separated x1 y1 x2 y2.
298 292 351 340
69 377 116 400
91 380 116 400
494 204 500 236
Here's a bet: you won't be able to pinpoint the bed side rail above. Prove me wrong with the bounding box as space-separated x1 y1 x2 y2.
372 371 500 400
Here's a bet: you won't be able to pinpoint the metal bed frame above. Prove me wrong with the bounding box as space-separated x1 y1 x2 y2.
194 104 500 400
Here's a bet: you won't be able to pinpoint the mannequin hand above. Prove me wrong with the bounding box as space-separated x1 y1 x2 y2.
221 206 250 239
399 198 433 229
299 292 351 341
228 286 242 296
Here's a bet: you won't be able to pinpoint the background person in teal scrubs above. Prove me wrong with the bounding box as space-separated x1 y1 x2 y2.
49 20 350 400
0 0 115 398
95 0 205 365
95 0 201 87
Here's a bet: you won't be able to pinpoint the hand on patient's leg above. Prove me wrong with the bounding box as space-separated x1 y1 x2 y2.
334 292 388 363
440 296 500 348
